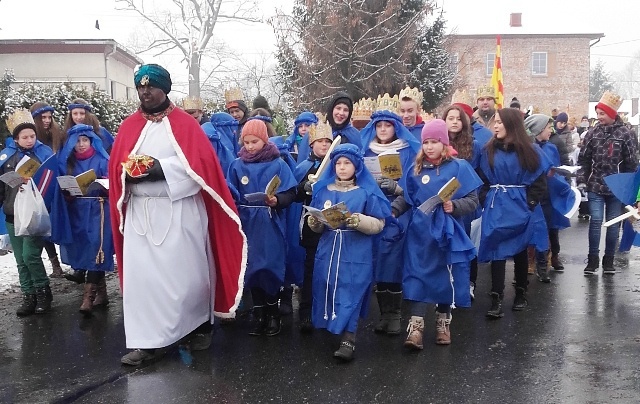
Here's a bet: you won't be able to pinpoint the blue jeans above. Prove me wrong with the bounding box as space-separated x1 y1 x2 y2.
587 192 623 256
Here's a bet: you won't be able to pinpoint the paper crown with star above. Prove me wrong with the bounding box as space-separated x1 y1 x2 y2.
399 86 423 106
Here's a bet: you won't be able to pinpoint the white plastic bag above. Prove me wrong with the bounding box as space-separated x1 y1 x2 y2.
14 179 51 237
470 217 482 250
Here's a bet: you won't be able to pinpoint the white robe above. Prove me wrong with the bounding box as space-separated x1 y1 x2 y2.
122 121 214 349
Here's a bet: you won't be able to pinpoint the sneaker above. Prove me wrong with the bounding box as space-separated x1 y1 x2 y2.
602 255 615 275
469 282 476 301
333 340 355 361
121 349 157 366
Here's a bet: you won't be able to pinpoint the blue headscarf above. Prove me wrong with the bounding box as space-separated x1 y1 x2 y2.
134 64 172 94
210 112 239 154
293 112 318 140
314 143 389 209
58 124 109 174
286 111 319 158
360 110 421 154
31 105 55 117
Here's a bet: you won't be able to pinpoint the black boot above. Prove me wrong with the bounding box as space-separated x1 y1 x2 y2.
64 270 86 284
278 286 293 316
512 287 528 311
248 307 267 336
551 253 564 271
265 303 281 337
486 292 504 319
35 287 52 314
16 294 36 317
373 290 389 334
333 339 356 361
602 255 615 274
584 254 599 275
536 263 551 283
386 291 403 335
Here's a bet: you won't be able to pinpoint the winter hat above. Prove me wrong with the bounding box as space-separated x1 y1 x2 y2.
524 114 552 137
421 119 449 145
556 112 568 123
134 64 172 94
595 91 622 120
241 119 268 143
252 95 273 115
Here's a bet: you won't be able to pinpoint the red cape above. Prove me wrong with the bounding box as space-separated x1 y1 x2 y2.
108 108 246 318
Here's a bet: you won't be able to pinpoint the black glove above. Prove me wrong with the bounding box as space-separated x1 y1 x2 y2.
125 158 164 183
379 178 398 195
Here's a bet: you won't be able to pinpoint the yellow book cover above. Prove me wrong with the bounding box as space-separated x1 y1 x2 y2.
16 158 41 178
322 201 351 229
265 175 281 197
437 177 461 202
76 169 97 195
378 152 402 180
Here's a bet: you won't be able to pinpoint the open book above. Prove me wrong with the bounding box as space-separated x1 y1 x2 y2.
243 175 281 203
417 177 461 214
363 150 402 180
57 169 108 196
304 201 352 229
0 155 45 188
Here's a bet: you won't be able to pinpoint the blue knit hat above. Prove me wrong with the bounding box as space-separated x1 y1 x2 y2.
134 64 172 94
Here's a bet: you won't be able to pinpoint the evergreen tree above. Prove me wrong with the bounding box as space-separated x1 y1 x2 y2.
589 60 614 102
409 14 453 112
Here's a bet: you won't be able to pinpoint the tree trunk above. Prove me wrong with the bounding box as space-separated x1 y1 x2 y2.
189 51 201 97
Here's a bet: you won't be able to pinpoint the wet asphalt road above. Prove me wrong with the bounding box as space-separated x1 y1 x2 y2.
1 218 640 403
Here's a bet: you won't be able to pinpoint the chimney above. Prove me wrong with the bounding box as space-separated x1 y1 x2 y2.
510 13 522 27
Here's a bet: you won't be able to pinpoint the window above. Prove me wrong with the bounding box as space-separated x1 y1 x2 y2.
449 53 459 73
532 52 547 75
486 52 495 76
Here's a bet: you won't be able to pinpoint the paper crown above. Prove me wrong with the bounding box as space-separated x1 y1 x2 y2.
476 84 495 100
399 86 423 106
6 108 35 135
308 119 334 144
376 93 400 113
224 87 244 103
352 98 375 122
182 96 204 111
598 91 622 112
420 111 436 123
451 89 473 106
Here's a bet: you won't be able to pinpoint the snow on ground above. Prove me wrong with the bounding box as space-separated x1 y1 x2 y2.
0 248 70 293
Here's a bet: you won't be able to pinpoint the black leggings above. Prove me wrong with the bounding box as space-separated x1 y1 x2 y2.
86 271 105 284
491 249 528 294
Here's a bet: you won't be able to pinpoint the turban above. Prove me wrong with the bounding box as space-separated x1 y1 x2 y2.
134 64 172 94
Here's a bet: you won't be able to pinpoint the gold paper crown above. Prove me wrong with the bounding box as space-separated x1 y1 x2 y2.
224 87 244 104
451 89 473 106
181 96 204 111
399 86 423 106
352 98 375 122
376 93 400 113
308 120 333 145
6 108 35 135
476 84 495 100
598 91 622 112
421 111 436 123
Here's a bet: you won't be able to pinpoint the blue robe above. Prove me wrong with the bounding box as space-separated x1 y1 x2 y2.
405 123 424 141
201 122 234 175
59 152 113 271
227 156 297 296
538 140 574 230
403 159 481 308
310 185 390 334
210 113 240 155
98 126 114 153
472 121 493 146
478 145 550 261
604 168 640 249
299 124 363 157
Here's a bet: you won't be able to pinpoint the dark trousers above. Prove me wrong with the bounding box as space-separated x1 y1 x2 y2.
299 246 317 318
491 249 528 295
86 271 105 284
376 282 402 293
251 287 278 307
43 241 57 259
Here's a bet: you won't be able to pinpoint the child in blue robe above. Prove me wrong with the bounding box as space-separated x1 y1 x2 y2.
64 99 114 154
360 109 420 335
285 111 318 163
227 119 298 336
209 112 240 155
201 120 234 175
477 108 550 318
307 144 390 361
391 120 481 349
57 124 113 316
1 109 55 316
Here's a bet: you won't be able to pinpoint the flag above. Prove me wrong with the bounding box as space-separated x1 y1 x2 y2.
490 35 504 109
31 155 58 211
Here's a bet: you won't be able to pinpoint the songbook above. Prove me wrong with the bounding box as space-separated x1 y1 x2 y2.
57 169 107 196
304 201 352 229
364 150 403 180
417 177 461 214
0 156 44 188
243 175 282 203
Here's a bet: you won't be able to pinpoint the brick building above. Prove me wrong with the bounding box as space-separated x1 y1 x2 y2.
446 32 603 118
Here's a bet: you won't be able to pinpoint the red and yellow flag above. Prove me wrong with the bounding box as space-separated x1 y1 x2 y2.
490 35 504 109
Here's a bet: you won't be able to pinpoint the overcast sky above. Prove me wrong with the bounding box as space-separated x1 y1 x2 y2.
0 0 638 88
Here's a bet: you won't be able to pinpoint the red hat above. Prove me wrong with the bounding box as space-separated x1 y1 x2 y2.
453 103 474 120
241 119 268 144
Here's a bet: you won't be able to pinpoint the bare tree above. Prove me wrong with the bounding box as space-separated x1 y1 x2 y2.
116 0 261 97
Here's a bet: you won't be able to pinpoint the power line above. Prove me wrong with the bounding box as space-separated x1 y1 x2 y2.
592 54 640 59
592 39 640 48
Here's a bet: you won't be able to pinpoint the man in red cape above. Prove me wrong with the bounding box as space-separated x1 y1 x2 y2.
109 63 246 366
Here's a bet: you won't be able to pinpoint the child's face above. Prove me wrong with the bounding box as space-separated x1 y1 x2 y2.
229 107 245 121
335 156 355 181
16 128 36 149
74 135 91 153
445 109 462 135
311 138 331 158
242 134 265 154
422 139 444 160
71 108 86 125
332 103 350 126
298 123 311 136
375 121 396 144
399 100 419 127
